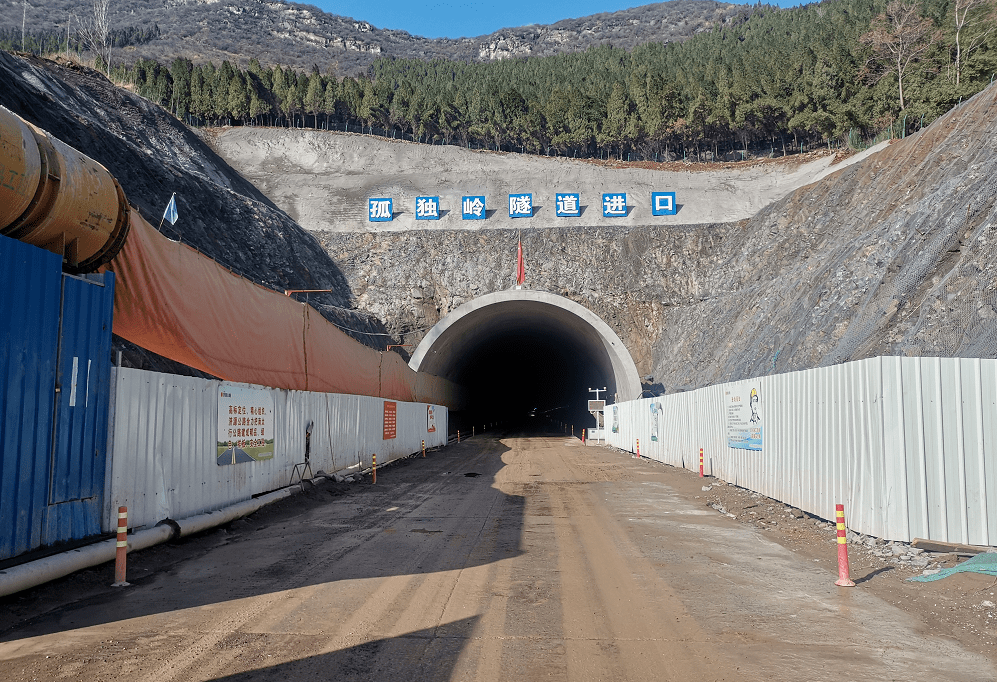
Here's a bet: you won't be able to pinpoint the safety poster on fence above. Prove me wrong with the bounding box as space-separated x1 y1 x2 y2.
383 401 397 440
725 382 762 451
427 405 437 433
217 383 275 465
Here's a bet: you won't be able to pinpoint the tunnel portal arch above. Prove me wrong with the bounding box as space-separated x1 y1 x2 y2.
409 290 640 421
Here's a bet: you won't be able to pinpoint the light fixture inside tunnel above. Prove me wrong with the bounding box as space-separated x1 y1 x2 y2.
410 290 640 425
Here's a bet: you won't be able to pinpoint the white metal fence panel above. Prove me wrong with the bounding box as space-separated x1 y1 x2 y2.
606 356 996 545
105 368 448 531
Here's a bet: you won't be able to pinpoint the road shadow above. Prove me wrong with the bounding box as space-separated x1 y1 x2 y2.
205 618 479 681
854 565 895 584
0 435 526 649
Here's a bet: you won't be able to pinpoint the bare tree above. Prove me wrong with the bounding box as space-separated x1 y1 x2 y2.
953 0 997 85
860 0 939 110
64 14 72 58
79 0 111 75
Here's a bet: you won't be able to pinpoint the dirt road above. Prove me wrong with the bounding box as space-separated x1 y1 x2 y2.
0 433 992 681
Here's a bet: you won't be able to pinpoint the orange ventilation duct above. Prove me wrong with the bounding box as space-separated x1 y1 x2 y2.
0 106 462 407
0 106 129 273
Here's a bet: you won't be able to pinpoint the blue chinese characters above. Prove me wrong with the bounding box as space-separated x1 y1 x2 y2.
509 193 533 218
368 198 392 222
602 192 627 217
415 196 440 220
555 193 581 217
462 195 486 220
652 192 677 216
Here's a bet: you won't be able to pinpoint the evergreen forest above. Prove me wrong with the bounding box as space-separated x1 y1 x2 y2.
21 0 997 161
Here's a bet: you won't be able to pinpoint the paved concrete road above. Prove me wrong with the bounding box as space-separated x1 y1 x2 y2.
0 433 992 681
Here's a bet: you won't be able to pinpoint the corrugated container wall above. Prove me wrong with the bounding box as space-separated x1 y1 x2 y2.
605 357 997 546
105 368 449 531
1 234 115 561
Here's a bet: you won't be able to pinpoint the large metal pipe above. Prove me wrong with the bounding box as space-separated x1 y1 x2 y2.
0 106 129 273
0 483 306 598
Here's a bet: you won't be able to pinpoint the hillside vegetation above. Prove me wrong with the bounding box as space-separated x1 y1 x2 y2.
0 51 392 362
83 0 997 160
0 0 736 73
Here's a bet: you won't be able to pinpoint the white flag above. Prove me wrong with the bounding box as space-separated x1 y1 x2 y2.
163 194 179 225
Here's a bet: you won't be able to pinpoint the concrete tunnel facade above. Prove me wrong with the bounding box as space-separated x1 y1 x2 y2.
409 290 641 424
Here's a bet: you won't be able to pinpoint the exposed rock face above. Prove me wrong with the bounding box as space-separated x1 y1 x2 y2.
3 51 994 396
319 84 997 392
4 0 739 74
317 225 723 379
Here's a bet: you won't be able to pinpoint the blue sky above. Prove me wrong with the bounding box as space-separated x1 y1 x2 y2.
311 1 803 39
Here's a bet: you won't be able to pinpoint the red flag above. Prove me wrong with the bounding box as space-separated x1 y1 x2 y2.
516 239 525 285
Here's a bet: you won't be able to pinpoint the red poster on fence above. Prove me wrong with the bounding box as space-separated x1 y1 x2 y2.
383 401 397 440
427 405 437 433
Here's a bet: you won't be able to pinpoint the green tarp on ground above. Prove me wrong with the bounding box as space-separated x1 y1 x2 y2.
909 552 997 582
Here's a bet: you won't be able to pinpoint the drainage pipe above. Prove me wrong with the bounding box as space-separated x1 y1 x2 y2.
0 484 305 598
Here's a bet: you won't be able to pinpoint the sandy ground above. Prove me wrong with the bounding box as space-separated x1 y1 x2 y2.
207 128 888 232
0 432 992 681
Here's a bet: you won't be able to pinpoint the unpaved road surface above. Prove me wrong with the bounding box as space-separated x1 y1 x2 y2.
1 433 992 681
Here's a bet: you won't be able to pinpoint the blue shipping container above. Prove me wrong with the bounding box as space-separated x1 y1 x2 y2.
0 234 115 561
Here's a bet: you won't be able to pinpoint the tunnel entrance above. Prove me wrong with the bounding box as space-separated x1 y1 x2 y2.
409 290 640 430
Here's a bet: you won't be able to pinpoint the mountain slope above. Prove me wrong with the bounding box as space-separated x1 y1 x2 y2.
1 0 740 73
312 84 997 392
0 51 390 364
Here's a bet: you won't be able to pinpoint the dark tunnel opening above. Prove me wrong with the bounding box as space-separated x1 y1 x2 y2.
410 294 639 435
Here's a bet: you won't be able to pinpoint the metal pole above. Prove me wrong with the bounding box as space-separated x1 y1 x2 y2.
835 504 855 587
112 507 129 587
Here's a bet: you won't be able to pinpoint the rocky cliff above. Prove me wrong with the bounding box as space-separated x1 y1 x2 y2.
2 0 739 74
318 83 997 393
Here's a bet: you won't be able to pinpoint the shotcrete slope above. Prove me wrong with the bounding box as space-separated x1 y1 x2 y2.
316 84 997 392
211 126 886 231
